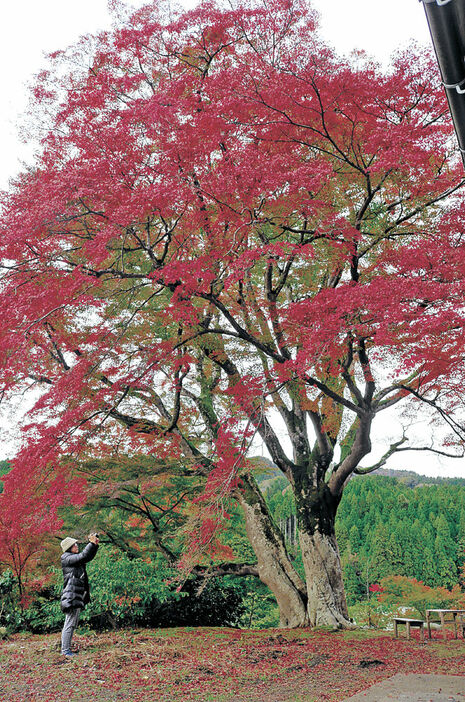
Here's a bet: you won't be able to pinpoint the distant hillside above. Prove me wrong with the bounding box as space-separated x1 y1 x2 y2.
374 467 465 488
251 457 465 489
249 456 281 482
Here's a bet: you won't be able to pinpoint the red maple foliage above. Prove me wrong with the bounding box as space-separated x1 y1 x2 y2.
1 0 464 626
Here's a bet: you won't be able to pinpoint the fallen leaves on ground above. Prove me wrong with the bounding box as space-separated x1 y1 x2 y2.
1 626 464 701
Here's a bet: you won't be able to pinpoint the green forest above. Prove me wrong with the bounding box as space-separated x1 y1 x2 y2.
262 469 465 604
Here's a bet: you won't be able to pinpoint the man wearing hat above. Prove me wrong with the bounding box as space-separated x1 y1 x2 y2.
59 533 100 657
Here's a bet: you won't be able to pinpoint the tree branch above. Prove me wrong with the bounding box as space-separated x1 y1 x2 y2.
191 562 259 578
354 437 407 475
400 385 465 442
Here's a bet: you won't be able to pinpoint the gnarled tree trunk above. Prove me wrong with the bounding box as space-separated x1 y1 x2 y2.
299 528 351 627
236 474 308 628
238 473 353 628
294 478 353 628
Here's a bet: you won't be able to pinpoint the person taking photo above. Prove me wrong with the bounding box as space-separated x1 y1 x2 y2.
59 532 100 658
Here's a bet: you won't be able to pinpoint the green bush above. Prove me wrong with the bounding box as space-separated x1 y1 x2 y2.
348 598 395 629
82 549 247 629
237 578 280 629
0 570 19 632
375 575 465 619
80 550 174 629
1 549 251 632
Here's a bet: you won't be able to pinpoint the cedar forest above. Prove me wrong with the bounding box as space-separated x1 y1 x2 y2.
1 0 465 631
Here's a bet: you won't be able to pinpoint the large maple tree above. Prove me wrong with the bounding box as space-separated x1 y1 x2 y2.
1 0 465 628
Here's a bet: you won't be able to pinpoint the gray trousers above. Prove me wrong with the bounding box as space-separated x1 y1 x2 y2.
61 607 81 653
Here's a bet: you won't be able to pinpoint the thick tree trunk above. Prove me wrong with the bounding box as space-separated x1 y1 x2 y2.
295 479 354 628
236 473 353 629
299 528 352 627
236 475 309 628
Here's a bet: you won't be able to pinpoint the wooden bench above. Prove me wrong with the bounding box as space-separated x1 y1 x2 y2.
393 617 425 643
426 609 465 640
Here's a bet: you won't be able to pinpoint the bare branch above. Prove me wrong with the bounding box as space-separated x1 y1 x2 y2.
354 437 407 475
394 445 464 459
191 563 259 578
400 385 465 442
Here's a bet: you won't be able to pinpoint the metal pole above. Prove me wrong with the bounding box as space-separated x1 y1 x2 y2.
420 0 465 163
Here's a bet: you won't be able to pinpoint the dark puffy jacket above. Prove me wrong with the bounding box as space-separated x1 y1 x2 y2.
60 542 98 613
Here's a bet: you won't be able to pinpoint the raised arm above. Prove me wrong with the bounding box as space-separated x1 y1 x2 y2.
61 541 99 567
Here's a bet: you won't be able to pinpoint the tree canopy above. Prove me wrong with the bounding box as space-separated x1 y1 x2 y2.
1 0 465 627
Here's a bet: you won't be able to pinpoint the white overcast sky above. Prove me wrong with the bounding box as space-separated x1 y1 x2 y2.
2 0 462 479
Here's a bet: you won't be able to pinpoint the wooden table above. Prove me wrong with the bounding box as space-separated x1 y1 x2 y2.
426 609 465 640
393 617 425 642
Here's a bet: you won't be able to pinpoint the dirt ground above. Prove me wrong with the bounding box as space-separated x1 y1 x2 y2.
1 628 465 702
342 674 465 701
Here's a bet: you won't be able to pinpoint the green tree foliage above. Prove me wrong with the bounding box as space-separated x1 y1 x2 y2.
59 454 257 570
337 476 465 598
0 461 10 494
61 455 203 563
262 472 465 603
